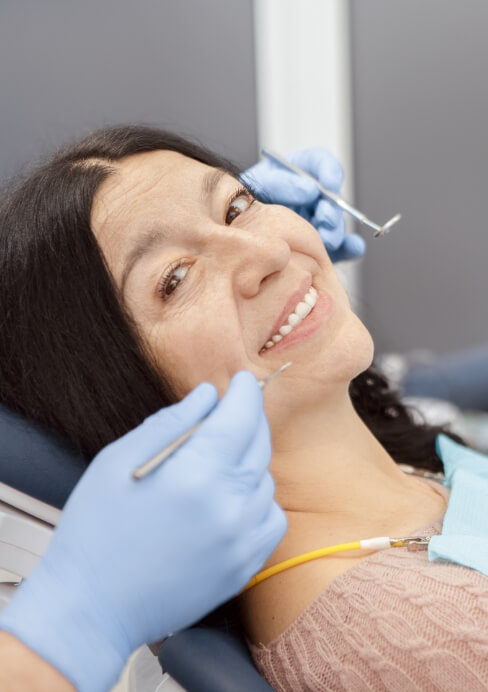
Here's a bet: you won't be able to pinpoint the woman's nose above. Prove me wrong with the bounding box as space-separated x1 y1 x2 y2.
227 229 291 298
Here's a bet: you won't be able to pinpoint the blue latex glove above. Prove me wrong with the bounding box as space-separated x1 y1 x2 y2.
242 147 366 263
0 371 286 692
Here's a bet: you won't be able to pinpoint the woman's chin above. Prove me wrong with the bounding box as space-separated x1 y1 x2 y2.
324 317 375 384
340 314 375 378
268 319 374 412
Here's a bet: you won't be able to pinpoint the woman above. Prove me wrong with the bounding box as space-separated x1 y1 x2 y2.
1 126 487 690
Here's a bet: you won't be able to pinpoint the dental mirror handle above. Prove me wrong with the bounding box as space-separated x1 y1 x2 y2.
261 149 400 237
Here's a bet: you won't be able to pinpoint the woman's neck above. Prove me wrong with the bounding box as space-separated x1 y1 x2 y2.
240 388 449 647
269 390 429 531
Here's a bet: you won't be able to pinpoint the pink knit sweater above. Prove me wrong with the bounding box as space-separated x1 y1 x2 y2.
249 481 488 691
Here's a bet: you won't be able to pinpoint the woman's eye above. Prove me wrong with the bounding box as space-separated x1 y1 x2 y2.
158 262 190 300
225 192 254 225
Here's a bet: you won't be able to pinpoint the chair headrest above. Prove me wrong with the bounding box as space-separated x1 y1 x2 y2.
0 405 86 509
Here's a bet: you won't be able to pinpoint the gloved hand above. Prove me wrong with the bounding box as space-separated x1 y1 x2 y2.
242 147 366 263
0 371 286 692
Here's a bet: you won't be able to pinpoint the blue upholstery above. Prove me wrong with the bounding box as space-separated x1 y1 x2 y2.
403 344 488 411
158 627 274 691
0 404 85 508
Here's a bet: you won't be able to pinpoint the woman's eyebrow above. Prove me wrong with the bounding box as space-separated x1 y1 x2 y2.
120 228 168 297
201 168 227 199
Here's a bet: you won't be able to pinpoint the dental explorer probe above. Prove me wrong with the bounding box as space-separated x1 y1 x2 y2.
132 362 292 480
261 149 401 238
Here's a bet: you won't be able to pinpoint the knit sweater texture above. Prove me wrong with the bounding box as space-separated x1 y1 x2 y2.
249 481 488 691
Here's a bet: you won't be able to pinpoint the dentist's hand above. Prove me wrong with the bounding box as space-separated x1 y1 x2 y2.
0 371 286 692
242 147 365 263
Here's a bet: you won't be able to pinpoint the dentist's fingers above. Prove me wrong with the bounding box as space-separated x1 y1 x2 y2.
318 219 346 252
241 167 319 206
312 197 343 231
93 382 219 477
190 370 265 466
241 501 288 583
341 233 367 258
327 233 366 263
231 411 272 485
288 148 344 193
242 470 277 525
222 472 286 591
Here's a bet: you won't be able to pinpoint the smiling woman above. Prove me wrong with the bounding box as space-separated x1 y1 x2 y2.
1 125 486 690
0 125 435 459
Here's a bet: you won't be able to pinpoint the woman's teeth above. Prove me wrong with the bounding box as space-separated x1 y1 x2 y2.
262 286 318 351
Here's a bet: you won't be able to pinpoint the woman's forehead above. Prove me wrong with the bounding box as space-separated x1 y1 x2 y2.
90 150 234 274
100 150 212 208
92 151 215 236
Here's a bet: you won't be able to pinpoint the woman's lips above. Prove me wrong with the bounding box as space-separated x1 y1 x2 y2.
260 289 333 354
266 276 313 342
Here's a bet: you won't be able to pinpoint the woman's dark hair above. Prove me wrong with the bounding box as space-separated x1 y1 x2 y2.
0 126 241 459
0 124 455 469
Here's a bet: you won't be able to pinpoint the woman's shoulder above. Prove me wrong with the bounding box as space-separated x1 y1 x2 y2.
249 526 488 691
241 476 450 646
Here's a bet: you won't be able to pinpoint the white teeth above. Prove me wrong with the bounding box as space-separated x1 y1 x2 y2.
295 301 311 318
288 313 301 327
261 285 319 351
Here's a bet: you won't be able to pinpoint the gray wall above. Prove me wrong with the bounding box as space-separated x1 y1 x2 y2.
0 0 258 181
5 0 486 358
350 0 488 355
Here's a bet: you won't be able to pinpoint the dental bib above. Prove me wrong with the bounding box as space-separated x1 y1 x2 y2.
428 434 488 576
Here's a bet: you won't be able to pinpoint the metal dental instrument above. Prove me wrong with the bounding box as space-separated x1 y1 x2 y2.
261 149 401 238
132 362 292 480
257 360 292 388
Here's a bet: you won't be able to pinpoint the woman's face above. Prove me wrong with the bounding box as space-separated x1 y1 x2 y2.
91 150 373 414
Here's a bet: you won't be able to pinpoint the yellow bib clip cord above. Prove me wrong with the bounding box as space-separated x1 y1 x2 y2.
243 535 430 593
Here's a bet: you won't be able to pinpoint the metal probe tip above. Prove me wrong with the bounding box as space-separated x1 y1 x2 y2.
258 361 292 389
373 213 402 238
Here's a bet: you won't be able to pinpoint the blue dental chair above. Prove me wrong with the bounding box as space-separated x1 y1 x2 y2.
0 403 274 691
402 344 488 411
